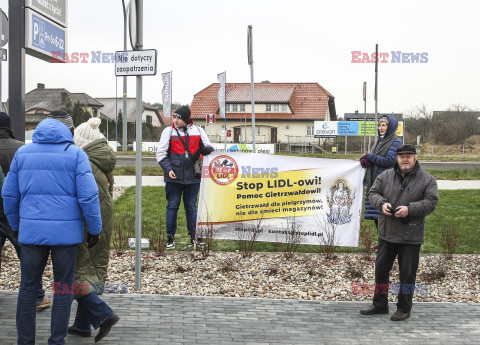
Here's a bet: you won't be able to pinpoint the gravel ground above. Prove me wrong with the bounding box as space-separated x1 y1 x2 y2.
1 187 478 303
1 243 478 303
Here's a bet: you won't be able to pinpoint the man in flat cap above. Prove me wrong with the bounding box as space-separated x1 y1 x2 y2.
360 144 438 321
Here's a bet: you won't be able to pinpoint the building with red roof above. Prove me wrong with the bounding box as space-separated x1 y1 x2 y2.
189 81 336 144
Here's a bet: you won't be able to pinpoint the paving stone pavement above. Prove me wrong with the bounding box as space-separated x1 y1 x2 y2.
0 291 479 344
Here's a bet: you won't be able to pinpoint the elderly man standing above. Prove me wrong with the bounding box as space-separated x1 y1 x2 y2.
360 144 438 321
2 118 102 344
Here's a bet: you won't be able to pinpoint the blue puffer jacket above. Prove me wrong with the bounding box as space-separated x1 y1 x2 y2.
364 115 403 220
1 119 102 245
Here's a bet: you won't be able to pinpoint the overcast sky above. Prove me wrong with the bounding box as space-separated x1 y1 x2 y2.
0 0 479 117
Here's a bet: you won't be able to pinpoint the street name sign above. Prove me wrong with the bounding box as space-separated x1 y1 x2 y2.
25 0 67 27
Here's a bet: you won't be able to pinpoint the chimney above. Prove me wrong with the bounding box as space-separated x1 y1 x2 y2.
61 91 68 106
37 83 45 89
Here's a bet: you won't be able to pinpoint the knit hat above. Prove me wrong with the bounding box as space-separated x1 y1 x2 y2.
173 106 191 124
74 117 104 148
379 116 389 124
396 144 417 155
0 112 12 130
47 110 75 131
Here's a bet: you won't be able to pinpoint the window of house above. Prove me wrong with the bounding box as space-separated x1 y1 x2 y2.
257 126 261 135
92 108 98 117
146 115 152 124
226 104 231 112
286 125 290 130
274 104 279 111
239 104 245 112
266 104 271 112
306 126 314 136
282 104 288 112
232 104 238 112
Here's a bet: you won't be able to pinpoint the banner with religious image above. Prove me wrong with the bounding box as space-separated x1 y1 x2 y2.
196 153 364 247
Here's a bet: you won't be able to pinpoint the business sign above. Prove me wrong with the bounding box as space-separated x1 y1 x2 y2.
25 0 68 27
115 49 157 76
196 153 364 247
25 8 67 63
314 121 403 137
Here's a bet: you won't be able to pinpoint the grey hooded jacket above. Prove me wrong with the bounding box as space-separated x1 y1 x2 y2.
368 161 438 244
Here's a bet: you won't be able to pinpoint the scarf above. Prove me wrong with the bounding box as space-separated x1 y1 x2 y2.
364 133 398 192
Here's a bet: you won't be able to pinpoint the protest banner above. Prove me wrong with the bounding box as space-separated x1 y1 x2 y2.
196 153 364 247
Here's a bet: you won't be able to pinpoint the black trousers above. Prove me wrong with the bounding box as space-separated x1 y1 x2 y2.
372 239 421 313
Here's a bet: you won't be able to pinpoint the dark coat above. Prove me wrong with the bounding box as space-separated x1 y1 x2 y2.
364 115 402 220
0 128 24 218
74 139 116 298
368 161 438 244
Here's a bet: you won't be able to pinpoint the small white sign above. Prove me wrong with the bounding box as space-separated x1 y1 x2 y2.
115 49 157 76
128 238 150 248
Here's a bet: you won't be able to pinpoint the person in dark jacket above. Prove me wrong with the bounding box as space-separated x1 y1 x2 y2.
360 144 438 321
2 118 103 345
68 118 119 342
156 106 214 249
360 115 403 227
0 111 52 311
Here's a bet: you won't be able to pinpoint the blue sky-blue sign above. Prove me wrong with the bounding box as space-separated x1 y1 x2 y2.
31 13 65 54
25 9 67 62
337 121 359 135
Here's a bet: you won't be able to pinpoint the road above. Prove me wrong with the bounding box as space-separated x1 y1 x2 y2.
116 155 480 170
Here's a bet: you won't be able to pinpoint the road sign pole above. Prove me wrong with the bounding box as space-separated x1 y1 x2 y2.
122 0 128 151
134 0 143 292
8 0 25 141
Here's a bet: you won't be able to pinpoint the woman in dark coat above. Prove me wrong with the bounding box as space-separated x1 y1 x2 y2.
68 118 119 342
360 115 402 229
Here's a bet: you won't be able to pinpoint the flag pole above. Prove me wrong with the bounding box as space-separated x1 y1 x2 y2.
248 25 255 152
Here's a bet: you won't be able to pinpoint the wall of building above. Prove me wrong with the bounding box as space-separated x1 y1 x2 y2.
197 120 318 144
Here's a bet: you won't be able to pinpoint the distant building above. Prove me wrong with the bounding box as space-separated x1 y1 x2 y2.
189 81 336 143
95 98 164 127
25 83 104 130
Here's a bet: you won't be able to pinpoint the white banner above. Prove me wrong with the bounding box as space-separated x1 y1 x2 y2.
217 72 226 118
161 72 171 118
132 141 158 153
197 153 364 247
210 143 275 154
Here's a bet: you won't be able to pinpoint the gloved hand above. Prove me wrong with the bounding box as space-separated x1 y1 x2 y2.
200 146 214 156
360 157 369 168
359 154 369 168
191 146 214 162
87 233 100 248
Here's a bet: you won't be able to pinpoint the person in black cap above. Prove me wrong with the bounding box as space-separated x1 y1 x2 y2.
156 106 214 249
360 144 438 321
0 112 52 311
47 110 75 134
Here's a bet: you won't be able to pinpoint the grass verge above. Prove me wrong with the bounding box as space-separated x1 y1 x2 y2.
113 187 480 254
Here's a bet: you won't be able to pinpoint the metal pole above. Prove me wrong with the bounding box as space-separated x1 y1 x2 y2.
363 82 367 154
134 0 143 292
9 0 25 141
248 25 256 152
122 0 128 151
374 43 378 143
224 72 227 151
344 136 347 155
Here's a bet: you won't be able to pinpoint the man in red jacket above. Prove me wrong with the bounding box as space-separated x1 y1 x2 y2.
156 106 214 249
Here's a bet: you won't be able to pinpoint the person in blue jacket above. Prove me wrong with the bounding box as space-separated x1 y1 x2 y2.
2 118 102 345
360 115 402 231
